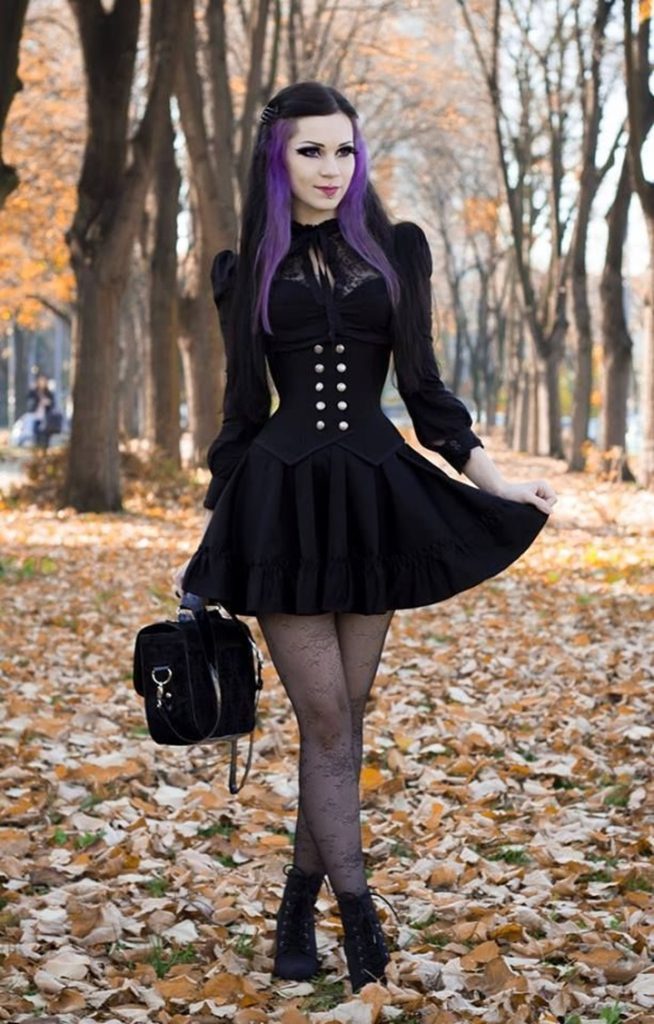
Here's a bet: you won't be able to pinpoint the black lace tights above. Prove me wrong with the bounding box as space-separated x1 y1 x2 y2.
257 611 394 897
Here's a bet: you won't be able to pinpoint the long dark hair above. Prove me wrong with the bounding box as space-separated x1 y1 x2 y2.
228 80 432 421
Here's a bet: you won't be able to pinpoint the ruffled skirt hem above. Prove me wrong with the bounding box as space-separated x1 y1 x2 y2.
181 441 548 616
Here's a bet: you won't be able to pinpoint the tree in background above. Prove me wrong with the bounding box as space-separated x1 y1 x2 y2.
0 0 81 327
600 148 635 480
624 0 654 487
1 0 651 493
63 0 183 511
0 0 29 210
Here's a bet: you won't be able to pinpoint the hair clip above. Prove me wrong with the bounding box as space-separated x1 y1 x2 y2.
260 103 280 126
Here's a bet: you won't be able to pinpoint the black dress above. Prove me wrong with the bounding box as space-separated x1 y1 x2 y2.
181 218 548 615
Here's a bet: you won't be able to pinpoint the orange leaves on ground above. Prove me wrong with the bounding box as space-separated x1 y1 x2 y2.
1 448 654 1020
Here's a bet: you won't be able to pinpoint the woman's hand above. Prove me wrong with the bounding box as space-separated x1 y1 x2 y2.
171 509 214 597
494 479 558 515
172 558 191 597
461 447 557 515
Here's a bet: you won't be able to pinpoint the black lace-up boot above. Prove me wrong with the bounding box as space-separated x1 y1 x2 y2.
336 887 391 992
272 864 324 980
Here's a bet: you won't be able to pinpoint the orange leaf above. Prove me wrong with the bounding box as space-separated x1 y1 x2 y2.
360 766 385 791
156 974 199 999
460 939 501 969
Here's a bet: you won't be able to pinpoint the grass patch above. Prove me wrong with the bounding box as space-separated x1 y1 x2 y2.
146 937 198 979
423 931 450 948
144 875 169 897
485 846 531 865
214 852 237 868
553 776 577 790
389 840 416 860
622 874 654 893
599 1004 626 1023
74 829 105 850
128 724 150 738
198 819 236 838
300 977 345 1012
603 784 630 807
0 554 58 580
233 933 255 959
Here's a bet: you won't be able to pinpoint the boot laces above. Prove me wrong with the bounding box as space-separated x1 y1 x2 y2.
368 887 399 924
277 869 318 955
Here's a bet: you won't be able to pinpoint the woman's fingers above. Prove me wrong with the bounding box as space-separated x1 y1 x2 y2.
503 480 557 514
172 561 189 596
528 481 557 514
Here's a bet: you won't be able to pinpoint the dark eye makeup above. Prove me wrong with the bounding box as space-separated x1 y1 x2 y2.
296 145 357 157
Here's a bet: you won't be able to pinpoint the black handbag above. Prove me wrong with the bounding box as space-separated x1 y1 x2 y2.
45 409 63 435
132 594 264 793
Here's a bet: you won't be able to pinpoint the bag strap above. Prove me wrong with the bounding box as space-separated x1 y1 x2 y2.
173 595 265 793
227 672 263 794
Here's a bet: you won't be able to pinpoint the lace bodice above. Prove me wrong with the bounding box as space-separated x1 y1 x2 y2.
277 226 382 299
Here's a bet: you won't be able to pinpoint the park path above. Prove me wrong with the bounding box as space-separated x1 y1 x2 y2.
0 441 653 1024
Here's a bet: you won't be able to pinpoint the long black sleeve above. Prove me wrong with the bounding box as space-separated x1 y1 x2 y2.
393 222 484 474
203 250 270 510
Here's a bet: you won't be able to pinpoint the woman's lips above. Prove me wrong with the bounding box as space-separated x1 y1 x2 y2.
315 186 339 195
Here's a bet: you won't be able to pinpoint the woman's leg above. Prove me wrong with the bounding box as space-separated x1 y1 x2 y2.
260 610 393 883
337 610 394 793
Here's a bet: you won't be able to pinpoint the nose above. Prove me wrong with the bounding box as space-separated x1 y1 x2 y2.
320 154 340 178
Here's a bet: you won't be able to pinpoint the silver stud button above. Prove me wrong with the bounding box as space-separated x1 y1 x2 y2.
316 420 325 430
336 363 347 372
336 382 347 392
314 363 324 373
335 343 345 353
316 400 326 410
337 400 348 410
315 381 324 391
313 343 324 353
338 420 349 431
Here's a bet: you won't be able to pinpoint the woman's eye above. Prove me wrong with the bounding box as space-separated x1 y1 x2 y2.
296 146 357 158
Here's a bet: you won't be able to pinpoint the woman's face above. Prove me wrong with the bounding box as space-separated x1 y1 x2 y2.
284 112 356 225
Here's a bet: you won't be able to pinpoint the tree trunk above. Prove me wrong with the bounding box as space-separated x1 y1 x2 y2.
0 0 28 209
178 279 223 466
600 151 635 481
11 323 30 421
66 267 122 510
149 104 181 463
63 0 182 511
642 222 654 486
513 370 531 452
569 264 593 470
175 4 234 464
624 0 654 486
118 269 145 440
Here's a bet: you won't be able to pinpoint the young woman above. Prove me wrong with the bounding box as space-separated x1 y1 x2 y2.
175 81 557 993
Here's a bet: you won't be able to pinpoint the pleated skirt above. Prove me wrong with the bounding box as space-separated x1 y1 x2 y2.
181 440 549 616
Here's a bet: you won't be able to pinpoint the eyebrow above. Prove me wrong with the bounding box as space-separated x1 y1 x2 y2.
296 140 354 147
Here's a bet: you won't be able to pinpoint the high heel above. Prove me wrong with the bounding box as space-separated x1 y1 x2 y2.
336 887 391 992
272 864 324 980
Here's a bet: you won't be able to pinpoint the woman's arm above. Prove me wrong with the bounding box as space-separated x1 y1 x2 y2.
202 249 270 510
461 445 557 515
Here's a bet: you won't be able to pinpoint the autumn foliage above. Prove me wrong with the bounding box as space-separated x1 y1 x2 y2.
1 442 654 1021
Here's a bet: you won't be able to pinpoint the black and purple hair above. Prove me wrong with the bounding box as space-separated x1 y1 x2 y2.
252 108 401 335
227 80 434 422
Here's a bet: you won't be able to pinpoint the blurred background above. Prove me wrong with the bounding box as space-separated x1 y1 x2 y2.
0 0 652 509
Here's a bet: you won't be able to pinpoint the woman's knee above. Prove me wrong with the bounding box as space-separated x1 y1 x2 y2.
296 689 352 747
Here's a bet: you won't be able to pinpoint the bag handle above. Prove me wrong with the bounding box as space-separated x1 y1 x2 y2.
166 593 264 793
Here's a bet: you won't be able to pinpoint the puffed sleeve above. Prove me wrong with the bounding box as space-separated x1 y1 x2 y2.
393 222 484 474
203 249 270 510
